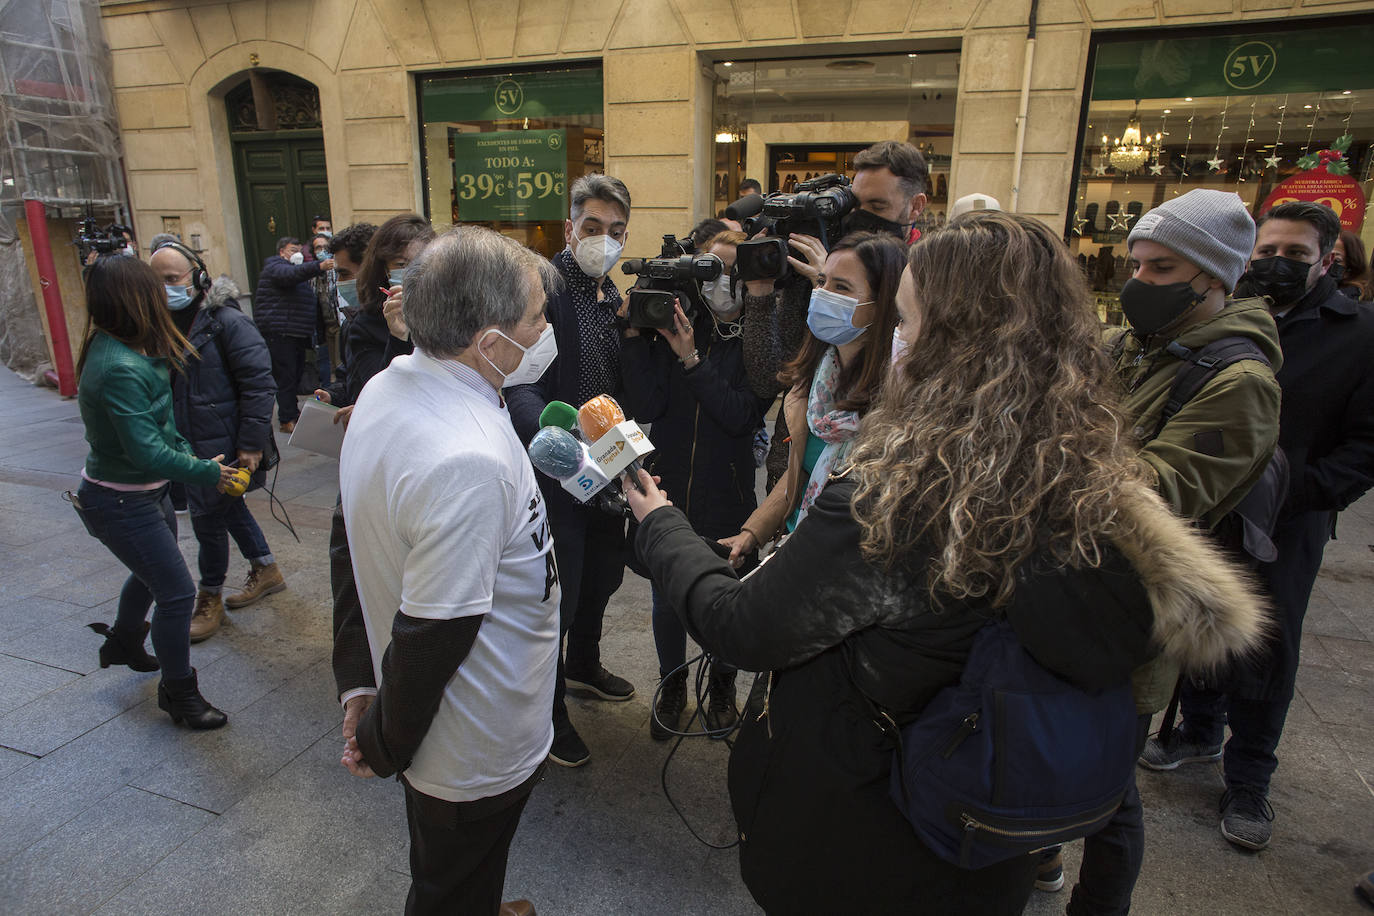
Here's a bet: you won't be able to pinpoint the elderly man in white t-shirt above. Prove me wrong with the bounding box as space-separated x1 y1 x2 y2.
339 227 560 916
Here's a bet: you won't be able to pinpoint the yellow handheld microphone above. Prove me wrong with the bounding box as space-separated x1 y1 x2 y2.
222 467 252 498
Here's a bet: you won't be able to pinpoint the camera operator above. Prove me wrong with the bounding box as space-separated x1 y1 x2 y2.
507 174 638 768
618 230 767 736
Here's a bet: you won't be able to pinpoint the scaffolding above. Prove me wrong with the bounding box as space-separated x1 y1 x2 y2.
0 0 126 383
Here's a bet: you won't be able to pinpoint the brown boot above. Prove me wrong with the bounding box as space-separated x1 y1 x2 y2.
499 902 535 916
188 591 224 643
224 562 285 609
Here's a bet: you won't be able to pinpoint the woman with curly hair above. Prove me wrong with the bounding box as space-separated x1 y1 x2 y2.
626 212 1266 913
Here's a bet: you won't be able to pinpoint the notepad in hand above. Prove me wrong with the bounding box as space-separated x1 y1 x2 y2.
287 399 346 458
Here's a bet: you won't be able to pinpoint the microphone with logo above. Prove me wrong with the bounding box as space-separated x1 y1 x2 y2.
527 426 629 516
576 395 655 493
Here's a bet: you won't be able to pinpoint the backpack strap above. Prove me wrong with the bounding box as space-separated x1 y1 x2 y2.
1152 336 1270 440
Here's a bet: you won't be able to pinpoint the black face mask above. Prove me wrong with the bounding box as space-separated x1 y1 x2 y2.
1236 255 1313 306
1119 273 1205 339
842 207 909 242
1329 261 1346 285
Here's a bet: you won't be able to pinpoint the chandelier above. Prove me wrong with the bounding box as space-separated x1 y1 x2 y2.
1109 113 1149 172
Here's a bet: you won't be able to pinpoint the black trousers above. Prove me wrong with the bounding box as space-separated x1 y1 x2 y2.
402 766 542 916
548 507 626 726
264 334 310 424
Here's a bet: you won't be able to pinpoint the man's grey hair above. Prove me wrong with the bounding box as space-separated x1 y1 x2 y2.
148 232 181 253
569 173 632 223
403 227 557 358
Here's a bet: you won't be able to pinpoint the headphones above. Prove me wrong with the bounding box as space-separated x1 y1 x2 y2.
153 240 211 294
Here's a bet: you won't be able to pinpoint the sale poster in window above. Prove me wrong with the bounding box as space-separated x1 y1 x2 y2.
451 128 568 223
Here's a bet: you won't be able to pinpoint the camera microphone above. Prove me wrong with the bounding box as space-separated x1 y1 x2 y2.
725 194 766 221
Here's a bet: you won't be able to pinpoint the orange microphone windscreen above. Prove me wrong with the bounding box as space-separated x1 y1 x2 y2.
577 394 625 442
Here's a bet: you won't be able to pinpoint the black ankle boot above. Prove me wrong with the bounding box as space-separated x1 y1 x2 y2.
704 669 739 733
650 670 689 741
88 621 159 672
157 668 227 730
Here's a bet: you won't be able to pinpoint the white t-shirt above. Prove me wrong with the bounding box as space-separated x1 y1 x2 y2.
340 351 559 803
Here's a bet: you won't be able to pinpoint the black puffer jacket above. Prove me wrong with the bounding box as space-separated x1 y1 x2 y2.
619 311 766 539
343 309 412 405
171 278 275 477
636 475 1265 914
252 255 324 339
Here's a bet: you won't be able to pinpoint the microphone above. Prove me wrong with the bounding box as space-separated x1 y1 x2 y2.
725 194 766 221
527 426 629 516
539 400 583 439
576 394 655 491
576 394 627 442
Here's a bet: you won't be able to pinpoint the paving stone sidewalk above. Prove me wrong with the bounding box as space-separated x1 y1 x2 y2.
0 366 1369 915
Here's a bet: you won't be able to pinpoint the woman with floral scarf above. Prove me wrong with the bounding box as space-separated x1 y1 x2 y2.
720 232 906 563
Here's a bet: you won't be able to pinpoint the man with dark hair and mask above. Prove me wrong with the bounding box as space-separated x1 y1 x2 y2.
1141 200 1374 853
1038 188 1282 915
847 139 929 244
506 174 637 769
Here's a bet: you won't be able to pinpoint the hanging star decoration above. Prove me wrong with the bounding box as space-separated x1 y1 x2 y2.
1071 211 1088 236
1263 154 1281 170
1108 210 1133 232
1093 161 1108 176
1296 134 1353 175
1207 156 1225 171
1149 163 1165 176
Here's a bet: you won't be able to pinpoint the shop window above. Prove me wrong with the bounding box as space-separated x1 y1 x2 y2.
418 65 603 259
711 52 958 234
1070 21 1374 324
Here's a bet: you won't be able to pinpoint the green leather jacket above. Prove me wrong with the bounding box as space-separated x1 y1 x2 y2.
78 332 221 488
1112 297 1283 712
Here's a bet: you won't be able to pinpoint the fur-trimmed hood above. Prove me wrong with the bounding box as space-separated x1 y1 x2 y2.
206 275 241 311
1109 480 1270 672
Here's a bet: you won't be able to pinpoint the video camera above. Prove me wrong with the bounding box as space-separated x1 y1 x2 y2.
727 173 857 282
76 217 134 259
621 234 721 330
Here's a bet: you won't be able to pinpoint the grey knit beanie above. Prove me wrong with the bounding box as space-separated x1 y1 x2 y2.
1126 189 1256 291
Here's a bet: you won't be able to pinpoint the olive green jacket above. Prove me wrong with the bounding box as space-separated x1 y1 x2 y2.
78 332 221 488
1111 297 1283 711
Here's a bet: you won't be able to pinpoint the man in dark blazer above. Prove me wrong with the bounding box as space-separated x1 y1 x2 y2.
253 236 333 432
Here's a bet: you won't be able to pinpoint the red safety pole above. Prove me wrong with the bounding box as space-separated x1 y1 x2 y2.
24 199 78 397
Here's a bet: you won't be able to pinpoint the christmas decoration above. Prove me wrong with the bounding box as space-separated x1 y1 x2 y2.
1260 134 1364 232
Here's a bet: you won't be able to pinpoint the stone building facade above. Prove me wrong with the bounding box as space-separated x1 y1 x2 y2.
97 0 1374 291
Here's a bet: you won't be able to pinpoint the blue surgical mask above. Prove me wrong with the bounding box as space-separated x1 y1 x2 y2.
336 279 360 312
807 288 871 346
165 285 194 311
388 268 405 287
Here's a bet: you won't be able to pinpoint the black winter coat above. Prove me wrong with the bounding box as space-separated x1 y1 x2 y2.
171 279 275 484
252 255 324 339
619 312 766 539
1271 274 1374 515
637 477 1192 914
343 309 412 405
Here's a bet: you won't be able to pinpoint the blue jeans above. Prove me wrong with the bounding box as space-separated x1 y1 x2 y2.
651 584 735 679
188 488 272 591
75 481 194 680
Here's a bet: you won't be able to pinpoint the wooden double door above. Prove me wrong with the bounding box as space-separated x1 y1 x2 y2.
232 131 330 292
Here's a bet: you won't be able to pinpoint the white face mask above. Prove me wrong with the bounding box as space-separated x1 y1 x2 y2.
287 251 304 265
480 324 557 388
701 259 740 317
891 328 910 366
573 233 622 278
